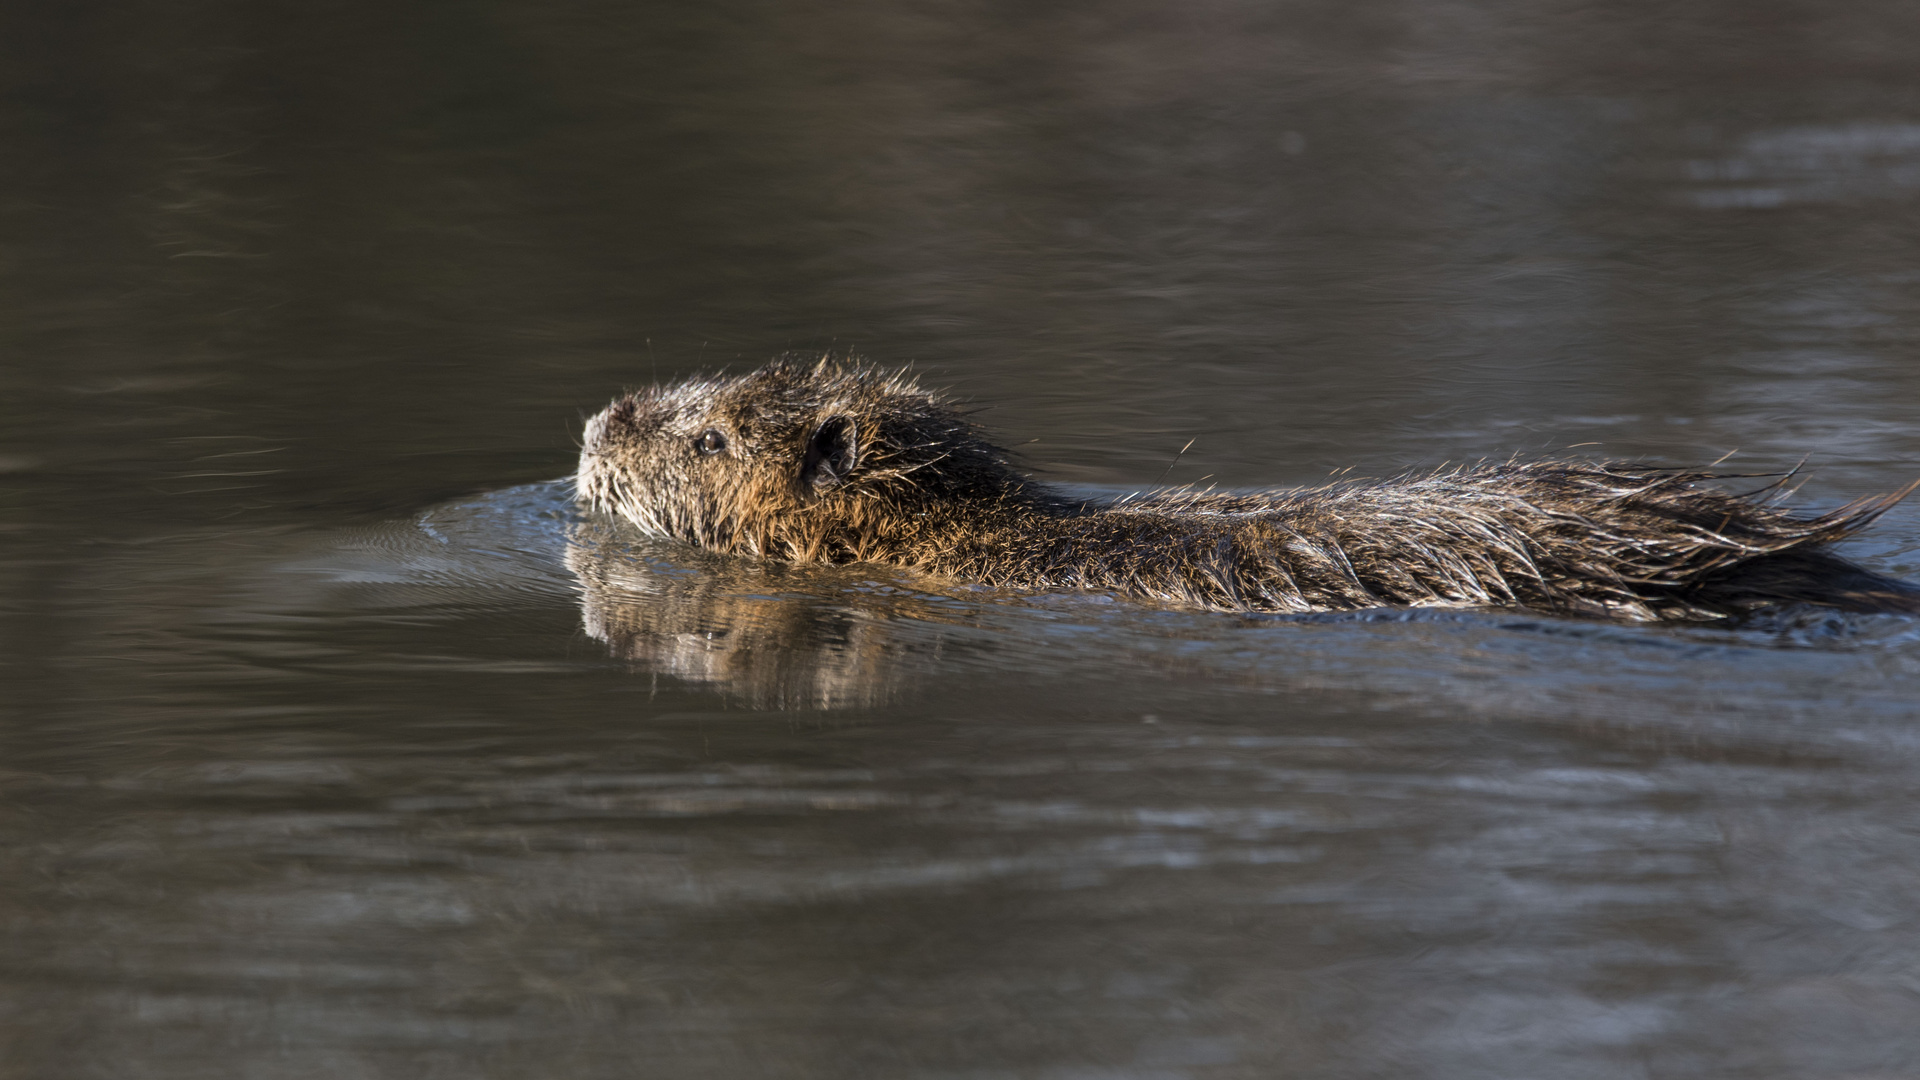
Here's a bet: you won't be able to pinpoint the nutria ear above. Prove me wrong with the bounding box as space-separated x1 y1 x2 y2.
800 416 860 491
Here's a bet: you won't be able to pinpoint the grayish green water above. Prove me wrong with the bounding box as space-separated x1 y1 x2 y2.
5 1 1920 1076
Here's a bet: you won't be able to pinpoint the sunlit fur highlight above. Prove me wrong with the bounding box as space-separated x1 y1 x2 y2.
577 357 1920 622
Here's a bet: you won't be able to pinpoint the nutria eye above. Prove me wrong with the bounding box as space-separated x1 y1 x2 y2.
697 429 728 455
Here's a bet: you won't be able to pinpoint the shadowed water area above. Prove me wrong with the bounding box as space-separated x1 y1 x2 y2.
5 1 1920 1076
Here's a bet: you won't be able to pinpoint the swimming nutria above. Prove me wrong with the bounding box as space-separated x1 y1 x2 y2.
576 357 1920 622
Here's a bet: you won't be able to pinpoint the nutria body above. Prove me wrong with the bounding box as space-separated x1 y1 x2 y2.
576 358 1920 622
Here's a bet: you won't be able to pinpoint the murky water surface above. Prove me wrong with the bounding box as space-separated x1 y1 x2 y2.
6 2 1920 1076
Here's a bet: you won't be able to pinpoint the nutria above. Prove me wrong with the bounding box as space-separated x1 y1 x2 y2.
575 357 1920 622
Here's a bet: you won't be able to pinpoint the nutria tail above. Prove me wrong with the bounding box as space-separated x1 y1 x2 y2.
1513 467 1920 618
1688 480 1920 615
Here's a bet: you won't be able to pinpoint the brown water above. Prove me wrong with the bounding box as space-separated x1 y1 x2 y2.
6 1 1920 1076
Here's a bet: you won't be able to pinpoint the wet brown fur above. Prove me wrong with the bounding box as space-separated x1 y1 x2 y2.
576 357 1920 622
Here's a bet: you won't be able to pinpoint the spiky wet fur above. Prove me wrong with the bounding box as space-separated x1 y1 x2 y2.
577 357 1920 622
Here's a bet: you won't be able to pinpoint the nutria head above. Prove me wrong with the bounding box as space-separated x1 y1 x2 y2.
577 357 1031 559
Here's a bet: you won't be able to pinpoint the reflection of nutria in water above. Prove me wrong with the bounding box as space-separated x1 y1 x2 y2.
576 357 1920 622
563 521 936 708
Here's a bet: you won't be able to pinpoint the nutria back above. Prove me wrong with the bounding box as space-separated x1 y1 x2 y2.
577 357 1920 622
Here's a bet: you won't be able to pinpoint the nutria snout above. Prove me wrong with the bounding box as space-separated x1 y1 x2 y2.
576 356 1920 622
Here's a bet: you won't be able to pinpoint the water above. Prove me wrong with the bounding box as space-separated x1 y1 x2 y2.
6 2 1920 1076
